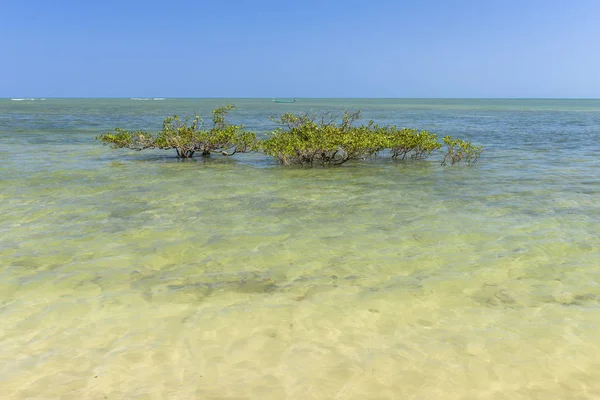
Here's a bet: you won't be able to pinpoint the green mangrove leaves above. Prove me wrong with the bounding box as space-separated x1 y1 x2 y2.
96 105 257 159
97 106 482 166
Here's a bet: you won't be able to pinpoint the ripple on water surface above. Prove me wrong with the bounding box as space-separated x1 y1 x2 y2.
1 99 600 399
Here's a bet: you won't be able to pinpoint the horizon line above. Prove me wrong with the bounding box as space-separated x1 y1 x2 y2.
3 97 600 100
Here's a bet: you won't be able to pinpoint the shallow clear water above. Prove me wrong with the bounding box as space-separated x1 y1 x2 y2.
1 98 600 399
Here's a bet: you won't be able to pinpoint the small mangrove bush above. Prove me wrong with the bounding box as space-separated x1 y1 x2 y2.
96 105 256 159
441 136 483 165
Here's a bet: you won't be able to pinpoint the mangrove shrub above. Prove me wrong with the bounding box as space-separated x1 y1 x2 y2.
441 136 483 165
96 105 257 159
261 111 448 165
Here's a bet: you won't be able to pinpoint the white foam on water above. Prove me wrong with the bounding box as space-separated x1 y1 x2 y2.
129 98 166 101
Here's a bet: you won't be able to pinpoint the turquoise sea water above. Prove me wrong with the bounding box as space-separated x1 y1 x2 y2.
1 98 600 399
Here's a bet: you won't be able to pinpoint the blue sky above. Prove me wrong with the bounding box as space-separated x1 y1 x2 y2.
2 0 599 98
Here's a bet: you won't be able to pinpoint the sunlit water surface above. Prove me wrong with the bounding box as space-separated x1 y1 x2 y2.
1 98 600 399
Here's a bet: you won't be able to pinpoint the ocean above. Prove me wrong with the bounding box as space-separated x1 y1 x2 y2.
1 98 599 399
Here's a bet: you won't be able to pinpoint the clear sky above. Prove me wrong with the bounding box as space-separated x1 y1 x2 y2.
2 0 599 98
